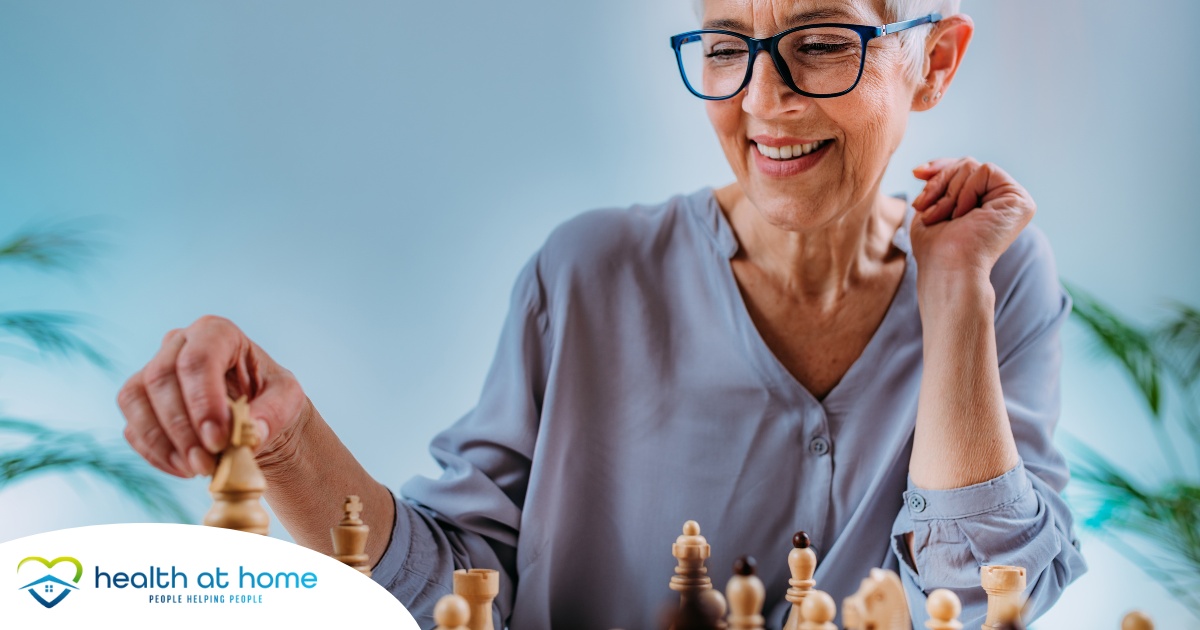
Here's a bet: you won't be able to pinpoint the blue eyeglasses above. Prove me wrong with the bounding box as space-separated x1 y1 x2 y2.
669 13 941 100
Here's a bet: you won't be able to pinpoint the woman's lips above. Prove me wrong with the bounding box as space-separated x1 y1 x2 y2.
750 138 832 178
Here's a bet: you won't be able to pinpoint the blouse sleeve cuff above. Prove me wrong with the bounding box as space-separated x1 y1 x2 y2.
902 459 1032 521
369 489 413 591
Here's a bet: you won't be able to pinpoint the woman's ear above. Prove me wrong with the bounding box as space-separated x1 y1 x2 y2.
911 14 974 111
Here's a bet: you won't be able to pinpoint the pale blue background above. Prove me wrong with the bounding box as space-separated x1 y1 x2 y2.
1 1 1197 627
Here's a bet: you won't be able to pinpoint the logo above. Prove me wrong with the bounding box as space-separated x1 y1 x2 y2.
16 556 82 609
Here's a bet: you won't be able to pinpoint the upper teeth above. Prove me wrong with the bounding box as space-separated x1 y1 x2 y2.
756 140 826 160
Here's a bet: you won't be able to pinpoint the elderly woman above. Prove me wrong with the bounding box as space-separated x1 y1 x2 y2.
117 0 1086 628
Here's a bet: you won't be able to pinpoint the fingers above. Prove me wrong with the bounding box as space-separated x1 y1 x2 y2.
951 163 994 219
118 315 306 476
914 157 985 223
118 373 189 477
913 159 961 214
929 164 975 222
911 157 959 181
141 330 209 477
177 316 243 454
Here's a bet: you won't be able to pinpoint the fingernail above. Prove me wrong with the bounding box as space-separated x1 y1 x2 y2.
200 421 222 452
255 420 270 445
188 446 212 477
169 452 192 477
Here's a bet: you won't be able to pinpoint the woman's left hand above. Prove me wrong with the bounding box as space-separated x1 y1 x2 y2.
909 157 1036 279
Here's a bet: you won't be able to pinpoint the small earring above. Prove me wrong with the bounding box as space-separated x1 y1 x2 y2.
922 95 930 103
934 91 942 100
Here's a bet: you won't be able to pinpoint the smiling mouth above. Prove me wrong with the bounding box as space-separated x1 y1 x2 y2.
753 139 832 161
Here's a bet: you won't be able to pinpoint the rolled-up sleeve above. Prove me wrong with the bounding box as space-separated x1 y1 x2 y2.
890 226 1088 628
369 252 550 629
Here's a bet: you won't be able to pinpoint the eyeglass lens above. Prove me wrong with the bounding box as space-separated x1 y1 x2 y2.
678 28 864 98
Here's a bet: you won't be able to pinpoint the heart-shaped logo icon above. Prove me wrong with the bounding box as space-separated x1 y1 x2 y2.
16 556 83 609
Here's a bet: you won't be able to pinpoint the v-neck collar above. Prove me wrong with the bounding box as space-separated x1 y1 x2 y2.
692 187 918 411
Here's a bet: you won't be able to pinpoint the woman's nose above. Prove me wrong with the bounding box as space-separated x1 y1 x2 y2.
741 52 806 118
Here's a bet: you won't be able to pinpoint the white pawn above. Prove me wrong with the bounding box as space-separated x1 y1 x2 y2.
783 531 817 630
725 556 764 630
925 589 962 630
1121 610 1154 630
434 593 470 630
799 590 837 630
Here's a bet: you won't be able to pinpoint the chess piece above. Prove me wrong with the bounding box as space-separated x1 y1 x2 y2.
1121 610 1154 630
782 531 817 630
671 586 728 630
725 556 765 630
202 395 269 535
980 565 1026 630
671 520 726 630
925 589 963 630
434 593 471 630
842 568 909 630
799 590 837 630
453 568 499 630
331 495 371 576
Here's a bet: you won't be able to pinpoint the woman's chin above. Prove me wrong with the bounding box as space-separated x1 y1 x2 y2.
749 196 842 233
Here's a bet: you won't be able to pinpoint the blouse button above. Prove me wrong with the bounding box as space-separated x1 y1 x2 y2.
907 493 927 513
809 436 831 456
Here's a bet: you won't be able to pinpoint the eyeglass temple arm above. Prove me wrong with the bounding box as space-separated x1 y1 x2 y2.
882 12 942 35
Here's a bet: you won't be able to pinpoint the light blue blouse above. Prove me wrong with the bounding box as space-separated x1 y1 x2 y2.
371 188 1087 629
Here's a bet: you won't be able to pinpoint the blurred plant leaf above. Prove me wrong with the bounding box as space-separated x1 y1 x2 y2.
0 419 190 523
0 220 189 529
0 311 112 372
0 221 99 272
1064 282 1200 619
1065 435 1200 614
1064 281 1162 418
1158 302 1200 387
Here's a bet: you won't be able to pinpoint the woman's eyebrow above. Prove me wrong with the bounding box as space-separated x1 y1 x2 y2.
702 8 857 32
783 7 856 26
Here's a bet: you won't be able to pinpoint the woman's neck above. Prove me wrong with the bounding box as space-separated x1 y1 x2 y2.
715 183 907 308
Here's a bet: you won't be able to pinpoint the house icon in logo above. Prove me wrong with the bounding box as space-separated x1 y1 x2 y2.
18 574 79 609
16 556 83 609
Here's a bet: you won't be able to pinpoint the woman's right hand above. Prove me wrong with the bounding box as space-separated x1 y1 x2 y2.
117 315 307 478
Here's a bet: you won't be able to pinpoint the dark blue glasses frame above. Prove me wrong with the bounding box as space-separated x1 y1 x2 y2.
669 13 941 100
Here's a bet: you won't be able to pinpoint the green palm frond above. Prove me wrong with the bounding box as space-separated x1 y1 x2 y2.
1064 281 1163 417
0 311 112 371
0 419 190 523
1065 435 1200 613
0 221 100 271
1158 302 1200 387
1064 282 1200 619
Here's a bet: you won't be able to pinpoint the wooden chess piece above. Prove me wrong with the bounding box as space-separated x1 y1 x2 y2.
783 531 817 630
842 568 909 630
331 495 371 576
799 590 837 630
434 593 471 630
725 556 765 630
925 589 963 630
980 565 1026 630
671 585 728 630
202 395 269 535
453 568 499 630
1121 610 1154 630
671 520 727 630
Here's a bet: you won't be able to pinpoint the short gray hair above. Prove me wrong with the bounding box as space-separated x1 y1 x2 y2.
691 0 961 84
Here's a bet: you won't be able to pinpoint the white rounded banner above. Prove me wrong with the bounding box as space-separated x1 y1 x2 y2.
0 523 419 628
